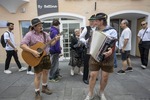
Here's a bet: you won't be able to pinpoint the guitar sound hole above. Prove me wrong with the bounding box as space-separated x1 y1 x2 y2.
37 48 43 57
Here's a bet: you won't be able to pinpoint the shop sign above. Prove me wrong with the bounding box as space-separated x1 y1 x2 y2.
37 0 58 15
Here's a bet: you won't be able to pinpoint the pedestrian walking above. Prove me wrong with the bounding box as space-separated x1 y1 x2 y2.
3 22 27 74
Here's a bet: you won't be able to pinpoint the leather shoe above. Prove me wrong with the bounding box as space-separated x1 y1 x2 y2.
83 80 89 84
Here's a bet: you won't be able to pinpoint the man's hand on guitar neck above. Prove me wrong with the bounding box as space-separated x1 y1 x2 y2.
32 50 40 58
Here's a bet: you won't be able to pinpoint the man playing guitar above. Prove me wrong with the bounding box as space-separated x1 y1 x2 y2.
20 18 60 100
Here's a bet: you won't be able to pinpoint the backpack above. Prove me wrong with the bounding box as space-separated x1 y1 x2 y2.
1 31 10 48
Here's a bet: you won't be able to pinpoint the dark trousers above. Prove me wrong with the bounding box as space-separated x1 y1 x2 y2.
139 45 149 66
49 53 60 79
5 50 22 70
28 66 32 71
83 49 90 81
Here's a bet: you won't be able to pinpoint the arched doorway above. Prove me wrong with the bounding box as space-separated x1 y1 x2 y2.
108 10 150 57
37 12 86 60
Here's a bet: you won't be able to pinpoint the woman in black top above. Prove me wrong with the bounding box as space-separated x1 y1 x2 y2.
69 29 84 76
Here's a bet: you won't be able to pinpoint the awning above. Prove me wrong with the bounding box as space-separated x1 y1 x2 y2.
0 0 29 13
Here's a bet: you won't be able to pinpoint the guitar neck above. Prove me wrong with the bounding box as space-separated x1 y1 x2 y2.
41 31 64 50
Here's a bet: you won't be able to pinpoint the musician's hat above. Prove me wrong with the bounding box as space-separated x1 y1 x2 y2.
88 14 96 20
31 18 44 27
95 13 108 20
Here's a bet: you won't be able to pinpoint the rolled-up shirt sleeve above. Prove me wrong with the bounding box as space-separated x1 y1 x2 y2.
4 32 10 42
137 30 142 38
110 29 118 39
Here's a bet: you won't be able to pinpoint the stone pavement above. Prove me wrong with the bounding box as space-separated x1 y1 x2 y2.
0 56 150 100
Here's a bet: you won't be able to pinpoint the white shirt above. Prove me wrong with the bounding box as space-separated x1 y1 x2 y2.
4 31 16 51
137 27 150 41
119 27 132 50
103 26 118 50
79 26 96 45
103 26 117 39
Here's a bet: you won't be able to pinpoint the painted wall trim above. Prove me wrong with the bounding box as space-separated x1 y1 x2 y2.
37 12 86 27
108 10 150 26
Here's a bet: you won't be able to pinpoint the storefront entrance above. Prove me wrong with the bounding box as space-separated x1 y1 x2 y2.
109 10 150 56
38 13 85 60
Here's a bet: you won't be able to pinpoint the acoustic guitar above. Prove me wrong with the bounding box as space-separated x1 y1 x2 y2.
21 30 65 67
22 37 56 67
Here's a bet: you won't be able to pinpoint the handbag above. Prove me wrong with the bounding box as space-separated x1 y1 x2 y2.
139 28 148 45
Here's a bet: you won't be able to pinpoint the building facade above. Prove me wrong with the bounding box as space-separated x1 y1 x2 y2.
0 0 150 63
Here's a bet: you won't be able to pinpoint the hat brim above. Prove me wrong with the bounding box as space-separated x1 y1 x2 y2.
94 17 104 20
32 22 44 27
88 18 96 20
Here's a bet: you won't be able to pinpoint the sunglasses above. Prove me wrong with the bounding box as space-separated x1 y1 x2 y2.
141 23 146 26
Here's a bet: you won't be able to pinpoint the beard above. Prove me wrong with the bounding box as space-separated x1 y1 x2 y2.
40 28 43 32
9 27 14 30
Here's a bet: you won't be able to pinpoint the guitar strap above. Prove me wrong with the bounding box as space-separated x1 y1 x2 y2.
42 32 46 43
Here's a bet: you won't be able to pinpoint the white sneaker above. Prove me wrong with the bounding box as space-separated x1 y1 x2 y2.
100 93 107 100
19 67 27 72
79 71 83 75
27 71 34 75
4 70 12 74
141 65 146 69
84 94 94 100
70 69 74 76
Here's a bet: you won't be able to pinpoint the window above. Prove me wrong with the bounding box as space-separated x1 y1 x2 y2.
0 20 7 27
20 21 30 37
43 22 51 33
62 23 80 58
